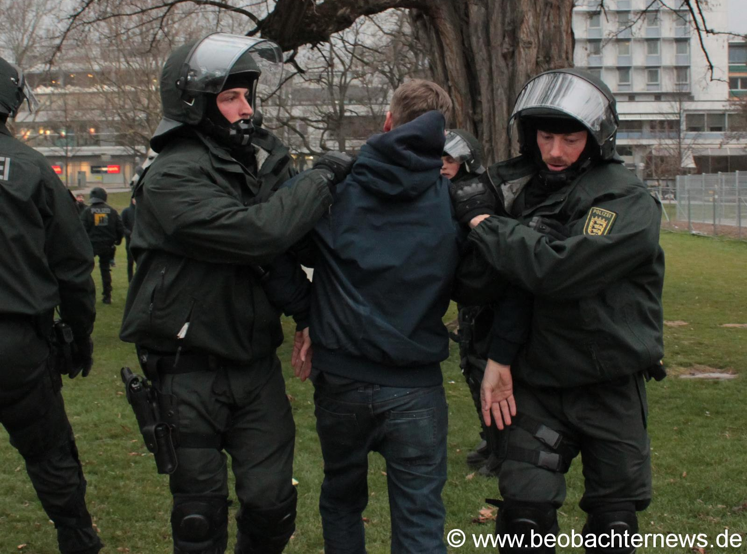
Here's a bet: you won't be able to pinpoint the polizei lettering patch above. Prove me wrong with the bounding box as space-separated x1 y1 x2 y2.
583 207 617 236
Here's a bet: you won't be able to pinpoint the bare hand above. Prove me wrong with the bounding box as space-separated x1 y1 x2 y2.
480 359 517 430
292 328 313 382
470 214 491 229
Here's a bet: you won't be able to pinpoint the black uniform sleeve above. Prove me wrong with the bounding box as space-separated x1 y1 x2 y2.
42 173 96 338
260 254 312 329
486 285 533 365
465 188 662 300
113 209 125 244
145 163 333 265
80 206 93 235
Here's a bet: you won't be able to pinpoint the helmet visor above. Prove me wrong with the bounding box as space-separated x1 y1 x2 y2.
179 33 283 97
510 72 616 144
11 64 39 113
443 132 473 163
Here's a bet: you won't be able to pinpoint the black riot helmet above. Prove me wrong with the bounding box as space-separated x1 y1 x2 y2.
509 68 620 161
151 33 283 151
90 187 108 203
0 56 39 118
443 129 485 175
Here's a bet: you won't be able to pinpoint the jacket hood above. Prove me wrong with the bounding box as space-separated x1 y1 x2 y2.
352 111 446 200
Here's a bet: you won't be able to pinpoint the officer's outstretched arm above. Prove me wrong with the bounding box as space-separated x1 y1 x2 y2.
466 188 662 299
145 163 337 266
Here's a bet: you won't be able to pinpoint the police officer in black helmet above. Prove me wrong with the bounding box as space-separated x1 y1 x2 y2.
80 186 124 303
0 56 102 554
120 34 352 554
452 69 665 553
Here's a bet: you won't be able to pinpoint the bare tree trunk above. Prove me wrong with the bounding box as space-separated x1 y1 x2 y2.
409 0 574 163
261 0 575 164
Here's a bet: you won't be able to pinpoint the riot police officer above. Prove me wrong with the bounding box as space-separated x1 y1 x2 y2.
441 129 497 473
80 186 124 303
452 69 665 553
0 56 102 554
120 33 351 554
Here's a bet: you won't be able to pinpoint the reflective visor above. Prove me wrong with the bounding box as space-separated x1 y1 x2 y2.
443 132 472 162
12 64 39 113
511 72 616 143
179 33 283 96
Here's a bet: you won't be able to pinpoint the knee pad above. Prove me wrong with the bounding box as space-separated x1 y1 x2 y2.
495 500 558 553
235 490 297 554
583 502 638 554
171 495 228 554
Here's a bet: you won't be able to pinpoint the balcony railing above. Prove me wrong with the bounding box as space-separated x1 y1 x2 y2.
675 54 690 65
646 54 662 66
588 28 603 39
617 55 632 66
646 27 661 38
588 54 604 66
675 26 691 38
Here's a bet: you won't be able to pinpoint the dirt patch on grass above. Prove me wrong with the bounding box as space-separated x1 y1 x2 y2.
668 364 738 380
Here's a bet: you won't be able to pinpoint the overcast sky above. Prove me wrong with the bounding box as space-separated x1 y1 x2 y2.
728 0 747 36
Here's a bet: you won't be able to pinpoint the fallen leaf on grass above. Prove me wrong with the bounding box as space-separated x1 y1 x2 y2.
692 548 706 554
128 452 140 456
664 320 689 327
362 517 370 524
682 471 687 478
472 506 497 524
465 472 475 481
17 545 26 551
732 502 747 513
286 394 295 402
720 324 747 328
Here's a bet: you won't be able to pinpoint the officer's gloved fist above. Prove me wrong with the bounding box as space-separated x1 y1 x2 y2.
528 216 570 242
69 336 94 378
449 176 497 226
313 152 356 189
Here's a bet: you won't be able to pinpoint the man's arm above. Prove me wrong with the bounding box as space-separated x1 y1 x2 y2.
467 189 661 300
145 163 335 266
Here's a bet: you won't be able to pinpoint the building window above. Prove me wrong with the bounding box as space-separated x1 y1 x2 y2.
730 77 747 90
617 12 630 30
646 12 660 27
647 68 660 85
676 41 689 55
588 68 602 79
675 14 688 27
686 114 704 132
729 44 747 65
618 68 631 84
618 120 643 132
617 146 634 157
589 13 601 29
589 41 602 56
675 67 689 84
618 41 631 56
646 41 660 56
707 113 725 132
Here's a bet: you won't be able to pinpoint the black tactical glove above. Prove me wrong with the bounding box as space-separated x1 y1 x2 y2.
449 176 497 226
69 336 94 378
528 216 570 242
313 152 356 188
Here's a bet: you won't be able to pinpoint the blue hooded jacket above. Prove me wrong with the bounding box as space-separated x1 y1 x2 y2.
309 111 463 387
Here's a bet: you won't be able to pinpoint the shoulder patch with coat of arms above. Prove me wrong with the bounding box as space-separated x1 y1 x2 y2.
583 207 617 236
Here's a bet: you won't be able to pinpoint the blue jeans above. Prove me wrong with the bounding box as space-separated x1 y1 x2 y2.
313 379 448 554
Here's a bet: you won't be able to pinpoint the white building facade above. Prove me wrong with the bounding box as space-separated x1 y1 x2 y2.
573 0 746 186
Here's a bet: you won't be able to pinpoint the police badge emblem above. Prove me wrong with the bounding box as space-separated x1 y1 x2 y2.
583 207 617 236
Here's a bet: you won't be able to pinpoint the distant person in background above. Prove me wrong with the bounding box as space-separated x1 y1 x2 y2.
75 193 87 214
80 187 124 304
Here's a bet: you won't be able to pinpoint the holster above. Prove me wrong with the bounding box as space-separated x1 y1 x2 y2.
120 367 178 474
53 319 75 376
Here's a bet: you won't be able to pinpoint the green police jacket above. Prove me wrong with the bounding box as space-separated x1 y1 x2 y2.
454 155 665 388
0 123 95 381
120 128 333 363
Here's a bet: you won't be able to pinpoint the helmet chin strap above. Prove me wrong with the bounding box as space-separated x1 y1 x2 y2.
537 155 593 191
201 114 255 148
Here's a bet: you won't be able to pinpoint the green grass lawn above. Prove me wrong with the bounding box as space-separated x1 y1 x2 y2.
1 202 746 552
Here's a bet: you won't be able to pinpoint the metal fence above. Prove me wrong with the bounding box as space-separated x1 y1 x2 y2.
673 172 746 239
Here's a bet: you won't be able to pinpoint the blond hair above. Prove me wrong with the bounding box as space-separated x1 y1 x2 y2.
388 79 452 128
